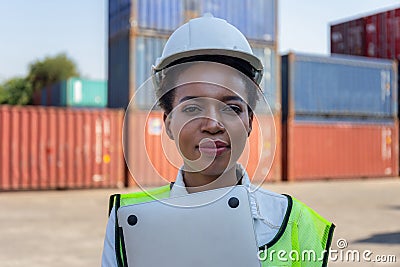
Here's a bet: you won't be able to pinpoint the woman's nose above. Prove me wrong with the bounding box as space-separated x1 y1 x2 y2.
200 116 225 134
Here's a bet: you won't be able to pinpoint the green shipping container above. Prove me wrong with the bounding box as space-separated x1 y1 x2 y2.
41 78 108 108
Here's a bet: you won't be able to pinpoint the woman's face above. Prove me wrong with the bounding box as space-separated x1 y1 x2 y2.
164 62 253 177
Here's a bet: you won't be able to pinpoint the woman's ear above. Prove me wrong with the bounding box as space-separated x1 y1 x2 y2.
163 112 174 140
248 112 254 137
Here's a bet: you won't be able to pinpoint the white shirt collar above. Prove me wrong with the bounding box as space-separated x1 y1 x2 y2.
170 164 247 194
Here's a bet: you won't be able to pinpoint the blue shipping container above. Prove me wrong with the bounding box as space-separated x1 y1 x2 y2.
136 0 184 32
109 0 277 42
281 53 398 118
252 46 279 113
109 0 131 38
131 0 276 43
200 0 276 43
133 36 168 109
191 0 277 43
108 34 130 108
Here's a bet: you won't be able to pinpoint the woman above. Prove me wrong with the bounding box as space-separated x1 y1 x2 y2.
102 14 335 267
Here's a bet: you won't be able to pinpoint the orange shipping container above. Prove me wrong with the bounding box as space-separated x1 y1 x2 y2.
0 105 125 190
282 117 399 181
125 110 281 188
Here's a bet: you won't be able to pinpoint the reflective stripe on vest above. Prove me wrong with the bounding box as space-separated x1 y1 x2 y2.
110 185 334 267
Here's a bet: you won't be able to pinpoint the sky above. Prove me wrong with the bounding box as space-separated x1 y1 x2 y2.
0 0 399 83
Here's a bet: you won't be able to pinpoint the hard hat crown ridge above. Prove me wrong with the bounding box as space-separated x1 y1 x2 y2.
153 13 264 84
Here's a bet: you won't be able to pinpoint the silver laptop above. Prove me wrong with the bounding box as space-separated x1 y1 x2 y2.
117 185 261 267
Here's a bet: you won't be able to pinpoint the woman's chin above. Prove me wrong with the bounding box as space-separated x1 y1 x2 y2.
185 160 236 177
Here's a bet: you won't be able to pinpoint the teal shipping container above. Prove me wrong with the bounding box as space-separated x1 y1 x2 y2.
41 78 108 108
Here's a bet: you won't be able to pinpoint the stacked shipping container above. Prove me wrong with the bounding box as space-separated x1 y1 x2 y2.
330 6 400 178
282 54 397 118
282 53 399 181
0 106 125 190
283 117 398 180
33 78 108 108
108 0 280 186
331 7 400 61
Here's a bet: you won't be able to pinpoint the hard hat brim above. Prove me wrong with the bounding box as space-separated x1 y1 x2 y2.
153 49 264 74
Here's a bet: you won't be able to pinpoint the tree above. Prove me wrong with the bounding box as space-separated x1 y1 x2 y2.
0 77 32 105
28 53 79 93
0 84 7 104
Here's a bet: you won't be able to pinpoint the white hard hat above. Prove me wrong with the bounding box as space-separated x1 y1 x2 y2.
153 13 264 84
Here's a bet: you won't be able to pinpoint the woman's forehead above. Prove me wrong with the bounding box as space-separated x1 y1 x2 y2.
172 62 247 92
173 82 247 103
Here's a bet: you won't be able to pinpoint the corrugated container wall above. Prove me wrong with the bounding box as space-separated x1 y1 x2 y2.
125 110 281 187
283 116 399 181
386 8 400 61
281 53 398 118
37 78 107 107
108 0 131 108
252 45 280 113
131 0 277 45
198 0 277 44
65 78 107 107
0 106 125 190
365 8 400 60
331 7 400 61
132 36 168 110
109 0 131 39
108 33 130 108
136 0 184 32
330 18 366 56
365 12 385 59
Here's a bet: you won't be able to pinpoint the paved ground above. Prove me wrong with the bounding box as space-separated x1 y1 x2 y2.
0 177 399 267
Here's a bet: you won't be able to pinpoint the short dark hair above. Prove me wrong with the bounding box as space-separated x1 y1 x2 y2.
156 57 260 115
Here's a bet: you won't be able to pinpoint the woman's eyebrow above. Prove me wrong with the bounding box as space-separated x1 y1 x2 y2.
221 96 245 102
178 95 245 104
178 96 199 103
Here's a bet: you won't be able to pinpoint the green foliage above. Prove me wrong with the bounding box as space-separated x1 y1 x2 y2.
1 77 32 105
0 84 7 104
0 53 79 105
28 53 79 92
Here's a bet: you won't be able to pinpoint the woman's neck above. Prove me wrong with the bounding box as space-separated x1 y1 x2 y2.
182 166 239 193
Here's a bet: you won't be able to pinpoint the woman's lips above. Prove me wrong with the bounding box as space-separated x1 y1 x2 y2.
198 140 230 156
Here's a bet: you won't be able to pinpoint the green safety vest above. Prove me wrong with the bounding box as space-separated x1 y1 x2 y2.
109 185 335 267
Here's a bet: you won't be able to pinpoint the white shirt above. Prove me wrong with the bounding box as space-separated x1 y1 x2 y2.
101 165 288 267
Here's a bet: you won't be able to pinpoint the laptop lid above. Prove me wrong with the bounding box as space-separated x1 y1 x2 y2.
117 185 261 267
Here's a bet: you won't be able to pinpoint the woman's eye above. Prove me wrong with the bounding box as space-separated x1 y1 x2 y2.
182 105 201 113
223 105 242 114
